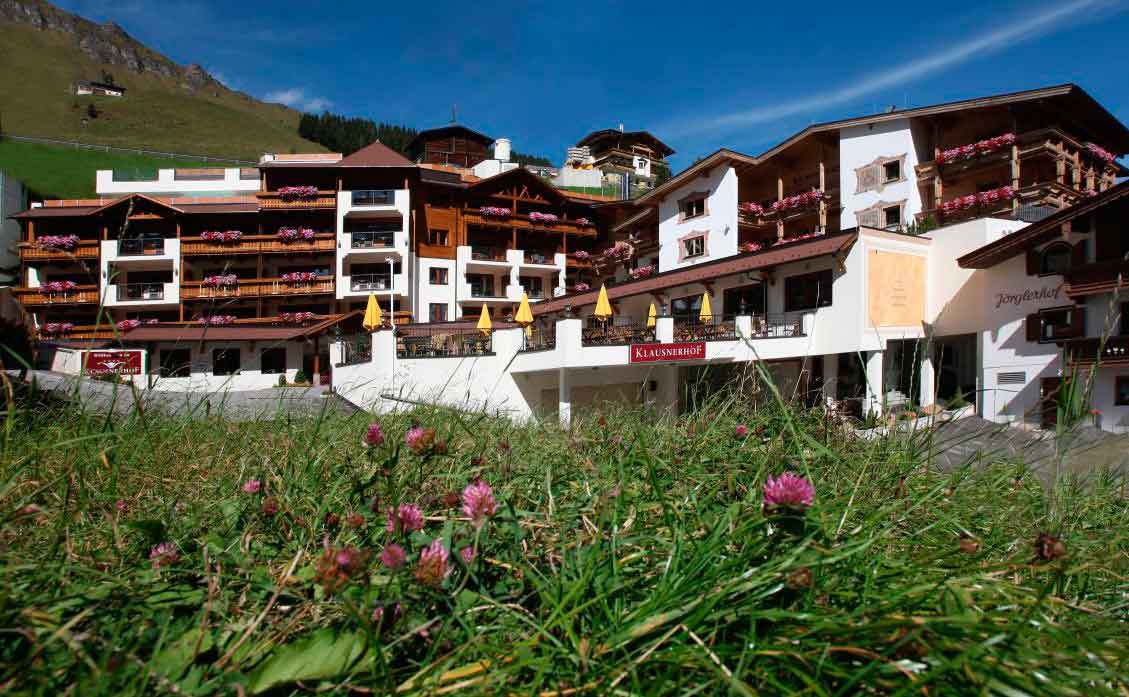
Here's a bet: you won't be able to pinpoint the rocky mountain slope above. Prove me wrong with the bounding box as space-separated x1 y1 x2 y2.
0 0 323 160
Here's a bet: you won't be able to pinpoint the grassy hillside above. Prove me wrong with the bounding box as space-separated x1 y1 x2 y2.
0 139 212 198
0 18 323 161
1 383 1126 694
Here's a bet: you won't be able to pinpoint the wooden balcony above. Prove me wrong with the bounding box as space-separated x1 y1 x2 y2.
256 191 337 209
13 285 100 305
19 240 100 261
918 182 1084 226
38 324 118 341
462 209 599 237
1063 336 1129 367
1063 259 1129 298
181 233 335 256
181 276 335 300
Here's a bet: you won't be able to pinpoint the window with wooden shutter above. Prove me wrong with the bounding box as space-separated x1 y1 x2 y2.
1071 240 1087 268
1025 313 1041 342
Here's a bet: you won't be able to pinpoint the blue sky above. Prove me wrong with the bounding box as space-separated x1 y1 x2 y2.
55 0 1129 169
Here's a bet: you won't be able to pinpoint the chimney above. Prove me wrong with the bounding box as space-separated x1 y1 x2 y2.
494 138 511 162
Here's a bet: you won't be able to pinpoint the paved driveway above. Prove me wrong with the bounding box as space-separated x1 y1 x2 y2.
925 416 1128 488
12 370 358 421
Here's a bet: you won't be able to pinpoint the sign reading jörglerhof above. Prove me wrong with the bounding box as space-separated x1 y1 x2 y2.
994 283 1063 309
630 342 706 363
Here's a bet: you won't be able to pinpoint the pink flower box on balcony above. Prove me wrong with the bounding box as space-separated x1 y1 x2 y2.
1085 142 1117 164
202 274 238 287
629 264 655 280
739 202 766 217
201 230 242 243
939 186 1015 215
37 235 81 250
280 311 316 324
529 212 559 224
280 272 318 284
277 227 317 242
277 185 320 201
42 322 75 335
200 315 237 326
771 190 824 212
43 280 78 293
480 206 511 217
935 133 1015 164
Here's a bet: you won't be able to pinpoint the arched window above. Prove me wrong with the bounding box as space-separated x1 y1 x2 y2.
1040 242 1072 275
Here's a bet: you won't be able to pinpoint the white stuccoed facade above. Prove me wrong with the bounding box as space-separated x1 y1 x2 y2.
838 119 925 229
657 165 738 272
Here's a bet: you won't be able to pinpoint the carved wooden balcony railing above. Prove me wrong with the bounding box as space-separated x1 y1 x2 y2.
1063 336 1129 367
14 285 100 305
180 233 335 255
19 240 100 261
461 209 599 237
181 277 335 300
1063 259 1129 298
256 191 338 209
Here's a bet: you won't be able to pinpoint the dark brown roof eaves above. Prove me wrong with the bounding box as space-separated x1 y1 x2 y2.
179 202 259 214
957 181 1129 269
407 124 495 153
532 230 858 315
11 206 99 219
637 84 1128 208
121 312 363 343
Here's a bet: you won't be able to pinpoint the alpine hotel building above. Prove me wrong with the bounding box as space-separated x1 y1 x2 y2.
11 84 1129 432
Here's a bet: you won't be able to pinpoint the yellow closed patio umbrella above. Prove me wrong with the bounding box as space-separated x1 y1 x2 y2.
514 292 534 325
593 284 614 320
698 292 714 322
646 302 657 328
476 304 493 335
362 292 383 331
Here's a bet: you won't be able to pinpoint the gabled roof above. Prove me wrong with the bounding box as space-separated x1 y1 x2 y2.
91 193 184 216
407 124 495 154
465 167 569 205
577 129 675 158
957 181 1129 269
336 141 414 167
637 83 1129 206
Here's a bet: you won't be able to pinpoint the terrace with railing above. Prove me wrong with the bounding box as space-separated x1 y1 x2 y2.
582 322 656 346
673 317 739 342
396 325 495 358
520 325 557 352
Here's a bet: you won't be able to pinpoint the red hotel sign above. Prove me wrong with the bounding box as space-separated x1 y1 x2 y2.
630 342 706 363
83 350 143 376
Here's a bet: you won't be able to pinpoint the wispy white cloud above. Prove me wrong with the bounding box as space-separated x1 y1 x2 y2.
663 0 1122 139
264 88 332 112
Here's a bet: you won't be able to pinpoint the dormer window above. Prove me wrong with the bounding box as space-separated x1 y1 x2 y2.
678 192 708 221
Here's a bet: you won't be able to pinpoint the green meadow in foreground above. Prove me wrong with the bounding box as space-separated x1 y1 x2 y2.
0 383 1126 695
